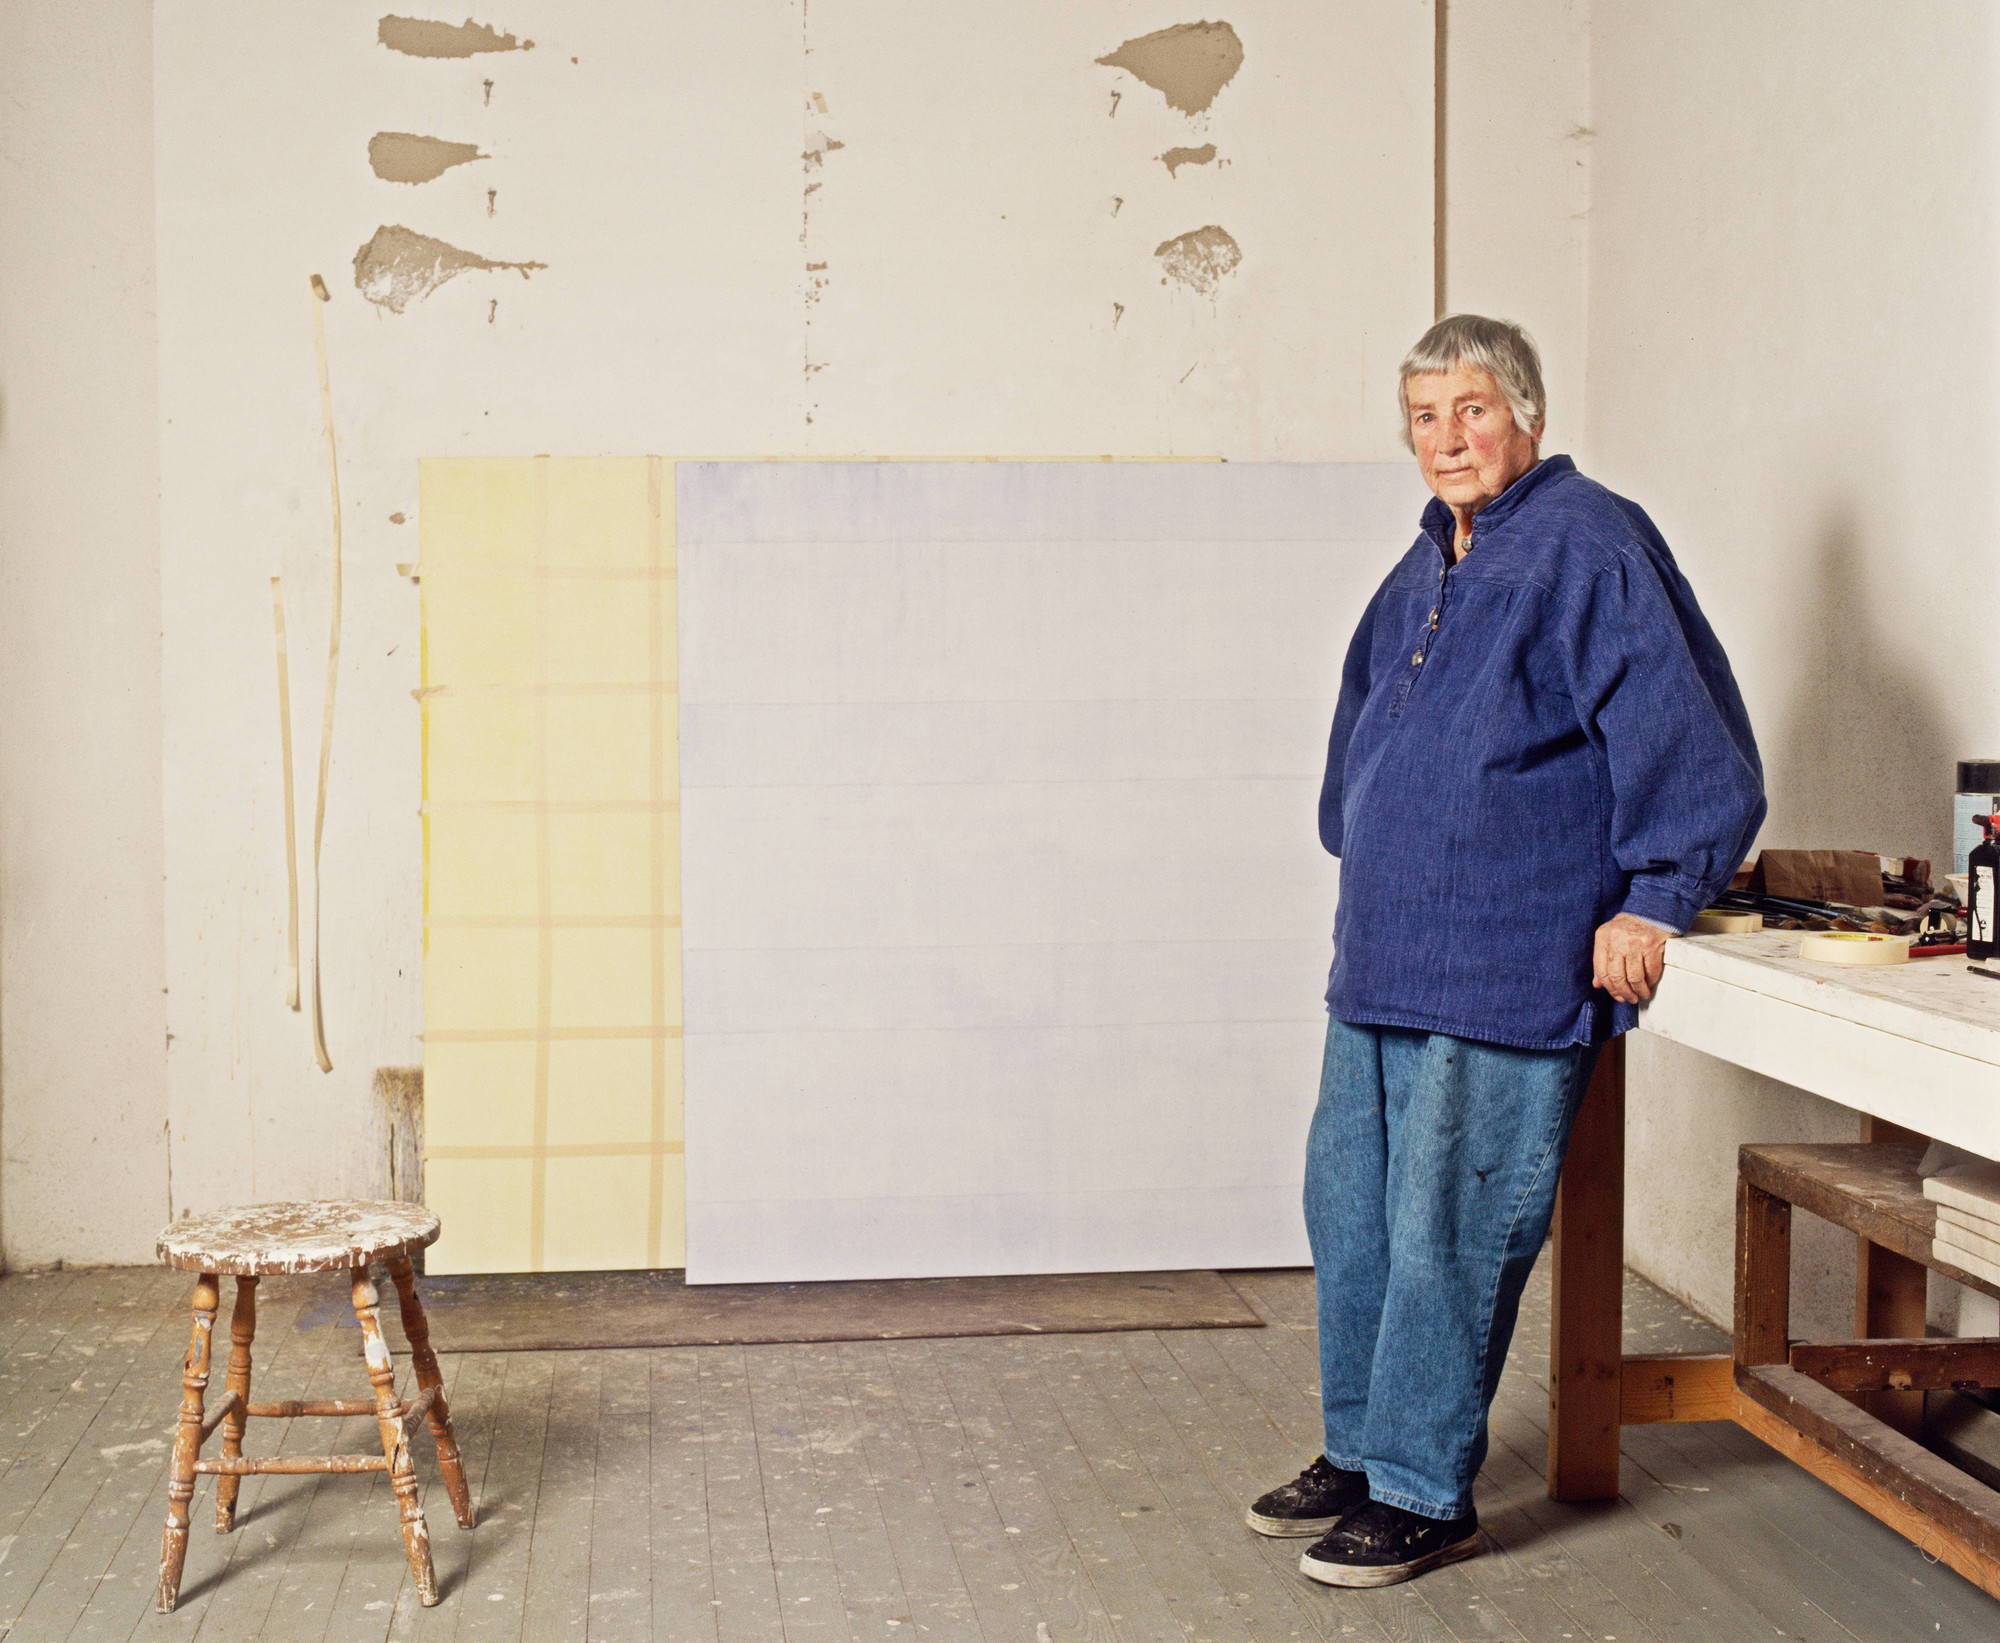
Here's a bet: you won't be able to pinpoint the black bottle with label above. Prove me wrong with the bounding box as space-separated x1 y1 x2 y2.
1970 813 1999 962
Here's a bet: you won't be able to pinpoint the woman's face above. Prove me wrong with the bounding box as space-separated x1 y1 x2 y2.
1405 367 1541 520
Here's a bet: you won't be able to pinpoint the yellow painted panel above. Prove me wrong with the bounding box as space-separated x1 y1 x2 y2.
421 570 541 687
427 925 540 1034
655 1157 688 1267
546 810 658 918
425 1156 535 1274
542 579 653 687
427 809 538 920
423 1040 538 1150
542 694 657 803
426 693 538 805
660 1037 686 1136
422 454 680 1273
546 927 655 1032
544 457 657 570
541 1154 655 1270
420 459 541 571
544 1038 657 1147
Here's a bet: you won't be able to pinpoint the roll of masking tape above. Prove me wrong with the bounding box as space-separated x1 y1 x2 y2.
1691 908 1763 935
1799 931 1912 966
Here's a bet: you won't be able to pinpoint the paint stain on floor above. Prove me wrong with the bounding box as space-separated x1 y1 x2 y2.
1095 21 1244 117
353 224 546 313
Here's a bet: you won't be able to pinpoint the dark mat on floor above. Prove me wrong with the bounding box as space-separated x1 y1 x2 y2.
296 1266 1262 1351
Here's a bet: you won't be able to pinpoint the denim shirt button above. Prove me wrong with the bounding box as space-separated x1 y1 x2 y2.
1411 651 1424 664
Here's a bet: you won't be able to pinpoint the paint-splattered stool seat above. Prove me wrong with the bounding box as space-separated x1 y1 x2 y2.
151 1199 474 1612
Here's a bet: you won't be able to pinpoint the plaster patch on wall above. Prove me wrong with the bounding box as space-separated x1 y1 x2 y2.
378 15 533 58
353 224 545 314
1159 143 1218 177
1095 21 1244 117
368 132 488 184
1154 224 1242 295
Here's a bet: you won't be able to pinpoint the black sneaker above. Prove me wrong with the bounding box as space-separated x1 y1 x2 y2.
1244 1455 1369 1538
1298 1498 1481 1587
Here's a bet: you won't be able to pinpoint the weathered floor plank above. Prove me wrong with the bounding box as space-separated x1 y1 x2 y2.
518 1351 601 1643
582 1348 655 1642
698 1347 785 1643
926 1336 1120 1643
879 1338 1049 1642
645 1347 719 1643
448 1350 555 1643
956 1333 1193 1643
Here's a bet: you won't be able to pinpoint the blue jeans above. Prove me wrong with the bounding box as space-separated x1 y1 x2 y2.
1304 1016 1598 1519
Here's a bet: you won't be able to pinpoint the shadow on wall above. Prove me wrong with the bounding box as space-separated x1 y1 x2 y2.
1763 496 1957 864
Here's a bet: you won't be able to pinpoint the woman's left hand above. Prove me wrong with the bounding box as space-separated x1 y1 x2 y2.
1594 912 1669 1004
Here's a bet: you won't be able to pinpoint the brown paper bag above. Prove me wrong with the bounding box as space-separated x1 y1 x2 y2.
1751 849 1883 907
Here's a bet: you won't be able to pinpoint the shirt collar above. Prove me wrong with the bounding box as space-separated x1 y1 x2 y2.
1420 453 1576 559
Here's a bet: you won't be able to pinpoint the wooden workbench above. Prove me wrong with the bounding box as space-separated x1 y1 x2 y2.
1545 931 2000 1568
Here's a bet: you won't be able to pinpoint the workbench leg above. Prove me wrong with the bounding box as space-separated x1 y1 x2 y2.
1547 1035 1626 1501
1734 1174 1791 1364
1856 1116 1929 1438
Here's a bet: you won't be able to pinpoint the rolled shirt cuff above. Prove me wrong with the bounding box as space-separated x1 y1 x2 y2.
1616 876 1707 936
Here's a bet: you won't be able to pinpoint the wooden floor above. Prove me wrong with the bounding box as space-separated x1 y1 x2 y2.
0 1257 1992 1642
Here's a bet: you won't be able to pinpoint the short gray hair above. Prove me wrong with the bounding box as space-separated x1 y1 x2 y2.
1396 314 1546 450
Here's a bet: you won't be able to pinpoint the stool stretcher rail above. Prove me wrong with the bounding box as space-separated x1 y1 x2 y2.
194 1453 391 1476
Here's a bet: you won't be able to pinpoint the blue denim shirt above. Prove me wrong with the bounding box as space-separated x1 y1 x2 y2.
1319 455 1767 1049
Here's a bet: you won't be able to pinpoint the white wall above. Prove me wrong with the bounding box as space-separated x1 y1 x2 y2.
1443 0 1591 446
0 0 171 1265
1587 0 2000 1333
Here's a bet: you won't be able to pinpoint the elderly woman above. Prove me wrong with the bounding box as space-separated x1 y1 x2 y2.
1246 315 1766 1588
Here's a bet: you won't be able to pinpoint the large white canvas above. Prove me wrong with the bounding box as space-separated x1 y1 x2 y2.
679 460 1426 1282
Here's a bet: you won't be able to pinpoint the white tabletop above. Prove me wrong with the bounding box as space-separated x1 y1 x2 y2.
1664 930 2000 1065
1643 930 2000 1157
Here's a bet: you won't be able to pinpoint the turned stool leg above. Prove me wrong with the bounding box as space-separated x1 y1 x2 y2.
386 1253 475 1528
214 1276 258 1532
157 1272 218 1612
352 1263 439 1605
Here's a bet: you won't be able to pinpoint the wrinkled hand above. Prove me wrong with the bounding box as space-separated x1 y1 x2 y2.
1594 912 1669 1004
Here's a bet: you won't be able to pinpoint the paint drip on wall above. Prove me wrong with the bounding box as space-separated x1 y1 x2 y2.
1095 21 1244 116
377 15 533 57
1159 143 1218 177
353 224 546 313
1154 224 1242 295
368 132 488 184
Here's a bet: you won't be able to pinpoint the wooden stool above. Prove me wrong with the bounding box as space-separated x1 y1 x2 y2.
152 1200 475 1612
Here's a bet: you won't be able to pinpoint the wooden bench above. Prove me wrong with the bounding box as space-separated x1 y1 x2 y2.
1736 1140 2000 1598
